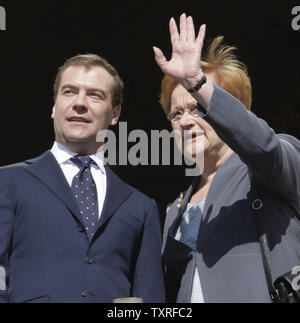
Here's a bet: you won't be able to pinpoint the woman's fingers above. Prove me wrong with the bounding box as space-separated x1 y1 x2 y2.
179 13 187 41
186 16 195 43
169 17 180 46
153 46 167 68
196 24 206 49
171 14 197 44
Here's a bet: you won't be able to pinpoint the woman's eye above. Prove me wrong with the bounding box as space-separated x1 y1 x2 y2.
189 107 197 114
173 111 182 117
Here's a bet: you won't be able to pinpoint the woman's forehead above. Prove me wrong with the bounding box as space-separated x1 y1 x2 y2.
170 85 197 109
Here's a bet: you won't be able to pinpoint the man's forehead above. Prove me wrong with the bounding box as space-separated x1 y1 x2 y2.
60 65 113 89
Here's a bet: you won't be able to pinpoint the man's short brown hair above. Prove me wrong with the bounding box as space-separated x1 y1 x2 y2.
54 54 124 107
160 36 252 115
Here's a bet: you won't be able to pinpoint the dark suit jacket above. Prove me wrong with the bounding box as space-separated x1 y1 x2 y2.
0 151 165 303
162 85 300 303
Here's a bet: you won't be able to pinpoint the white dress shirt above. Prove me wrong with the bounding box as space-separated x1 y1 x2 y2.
50 142 107 219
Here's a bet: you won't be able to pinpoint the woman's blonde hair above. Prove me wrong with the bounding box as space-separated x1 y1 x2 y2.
160 36 252 115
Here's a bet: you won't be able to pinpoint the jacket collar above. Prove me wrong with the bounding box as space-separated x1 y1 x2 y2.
25 151 133 242
25 151 82 223
92 165 133 240
197 153 241 250
168 177 199 238
166 153 241 250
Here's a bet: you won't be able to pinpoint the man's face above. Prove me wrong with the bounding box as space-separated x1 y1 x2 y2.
170 80 224 162
52 66 120 152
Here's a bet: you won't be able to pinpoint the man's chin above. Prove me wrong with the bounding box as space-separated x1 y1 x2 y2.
60 136 99 154
67 137 89 143
65 133 95 143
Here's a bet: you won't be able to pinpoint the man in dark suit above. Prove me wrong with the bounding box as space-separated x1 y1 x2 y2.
0 54 165 303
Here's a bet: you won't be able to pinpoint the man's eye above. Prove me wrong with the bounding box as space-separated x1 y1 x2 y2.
91 93 101 99
63 90 73 95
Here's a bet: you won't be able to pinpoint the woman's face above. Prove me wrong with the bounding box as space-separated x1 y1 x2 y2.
169 72 226 165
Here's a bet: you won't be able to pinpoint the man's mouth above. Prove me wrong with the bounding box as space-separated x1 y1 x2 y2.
67 117 91 123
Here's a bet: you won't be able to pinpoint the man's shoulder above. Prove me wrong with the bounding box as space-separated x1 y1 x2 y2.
0 151 51 175
0 161 28 170
0 161 31 188
0 161 29 178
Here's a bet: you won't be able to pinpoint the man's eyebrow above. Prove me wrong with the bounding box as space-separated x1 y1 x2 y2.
60 84 78 92
60 85 107 96
87 87 107 95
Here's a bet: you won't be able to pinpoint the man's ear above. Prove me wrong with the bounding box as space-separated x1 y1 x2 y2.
110 105 121 126
51 105 56 119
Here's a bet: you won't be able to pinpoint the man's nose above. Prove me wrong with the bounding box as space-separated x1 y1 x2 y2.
72 93 88 113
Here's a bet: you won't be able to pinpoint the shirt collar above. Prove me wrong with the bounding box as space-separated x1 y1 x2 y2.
50 141 106 174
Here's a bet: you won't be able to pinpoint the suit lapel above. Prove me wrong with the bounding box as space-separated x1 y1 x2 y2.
168 177 200 238
25 151 83 224
165 154 241 252
197 153 240 250
161 179 198 253
94 166 133 235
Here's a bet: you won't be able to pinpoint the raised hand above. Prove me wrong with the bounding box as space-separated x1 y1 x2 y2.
153 13 206 90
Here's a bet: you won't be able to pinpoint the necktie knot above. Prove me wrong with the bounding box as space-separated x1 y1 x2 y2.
71 155 94 171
